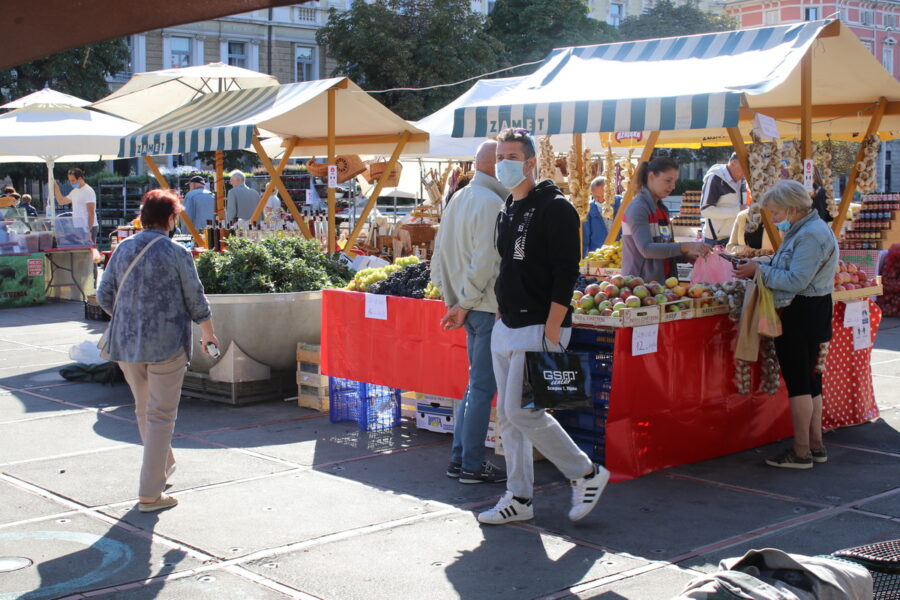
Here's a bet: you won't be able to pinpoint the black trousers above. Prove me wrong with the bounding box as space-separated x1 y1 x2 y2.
774 295 833 397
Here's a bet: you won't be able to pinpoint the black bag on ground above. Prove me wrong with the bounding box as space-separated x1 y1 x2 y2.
59 362 125 385
522 339 592 411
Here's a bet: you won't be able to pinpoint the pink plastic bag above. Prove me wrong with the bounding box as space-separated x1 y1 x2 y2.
690 253 735 284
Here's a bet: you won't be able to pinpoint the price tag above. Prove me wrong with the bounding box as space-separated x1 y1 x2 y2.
327 165 338 188
843 300 865 328
632 324 659 356
753 113 780 140
803 159 815 193
853 318 872 350
364 293 388 320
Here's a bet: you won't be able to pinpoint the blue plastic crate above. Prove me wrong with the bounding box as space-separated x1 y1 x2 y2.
571 328 616 349
554 408 608 431
328 377 401 432
568 429 605 464
591 377 612 406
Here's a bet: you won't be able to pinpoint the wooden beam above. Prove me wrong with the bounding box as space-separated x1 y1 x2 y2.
215 151 225 220
344 131 411 255
726 126 780 251
327 88 337 253
251 137 298 222
251 134 313 240
143 156 205 248
574 133 584 255
288 133 429 148
800 49 813 161
604 131 660 245
833 97 889 233
738 101 900 122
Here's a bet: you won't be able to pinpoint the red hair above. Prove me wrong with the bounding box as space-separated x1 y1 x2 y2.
140 189 183 230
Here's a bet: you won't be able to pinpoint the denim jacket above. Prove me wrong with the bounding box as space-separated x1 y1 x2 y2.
758 210 838 308
97 230 211 363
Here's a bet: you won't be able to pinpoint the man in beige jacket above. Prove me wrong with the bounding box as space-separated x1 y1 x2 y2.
431 141 508 484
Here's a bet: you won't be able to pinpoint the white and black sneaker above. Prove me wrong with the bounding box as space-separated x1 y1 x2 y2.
477 491 533 525
568 463 609 522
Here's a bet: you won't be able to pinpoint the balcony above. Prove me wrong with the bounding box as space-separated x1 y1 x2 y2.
295 6 319 24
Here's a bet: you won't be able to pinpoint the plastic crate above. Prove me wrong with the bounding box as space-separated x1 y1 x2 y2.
84 301 110 322
591 377 612 406
585 348 615 375
571 328 616 348
554 407 608 431
328 377 401 431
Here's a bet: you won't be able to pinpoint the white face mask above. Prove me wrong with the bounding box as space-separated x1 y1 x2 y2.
495 159 526 189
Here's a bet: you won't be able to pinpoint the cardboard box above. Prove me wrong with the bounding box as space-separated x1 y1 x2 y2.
401 391 422 419
416 397 456 434
484 420 498 448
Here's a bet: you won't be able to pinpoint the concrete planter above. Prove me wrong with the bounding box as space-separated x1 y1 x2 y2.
189 291 322 373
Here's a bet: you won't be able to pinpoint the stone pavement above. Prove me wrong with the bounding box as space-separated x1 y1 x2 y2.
0 301 898 600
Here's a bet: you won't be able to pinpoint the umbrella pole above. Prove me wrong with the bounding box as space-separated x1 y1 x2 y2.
215 151 225 221
46 160 56 217
327 88 336 253
604 131 659 245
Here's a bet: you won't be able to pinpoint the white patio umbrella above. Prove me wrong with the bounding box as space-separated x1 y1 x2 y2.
0 89 139 216
91 62 279 124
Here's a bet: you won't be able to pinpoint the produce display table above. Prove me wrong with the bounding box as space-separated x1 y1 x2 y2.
321 289 881 481
44 247 95 302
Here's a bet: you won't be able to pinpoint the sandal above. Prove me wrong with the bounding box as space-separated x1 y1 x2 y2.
138 493 178 513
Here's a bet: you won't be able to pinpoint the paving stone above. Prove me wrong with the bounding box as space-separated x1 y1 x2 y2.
243 513 647 600
856 490 900 518
88 569 295 599
0 389 83 423
0 513 203 600
0 479 71 526
823 418 900 453
568 565 700 599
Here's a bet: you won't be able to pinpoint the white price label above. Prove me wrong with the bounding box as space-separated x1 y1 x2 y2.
853 318 872 350
843 300 865 328
632 324 659 356
803 159 815 193
753 113 780 141
327 165 338 188
364 293 388 320
304 189 311 205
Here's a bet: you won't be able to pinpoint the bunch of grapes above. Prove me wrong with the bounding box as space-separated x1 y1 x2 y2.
368 262 432 299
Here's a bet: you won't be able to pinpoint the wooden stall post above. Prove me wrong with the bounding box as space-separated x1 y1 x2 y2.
604 131 660 245
343 131 411 255
801 51 813 161
251 134 313 239
250 137 298 222
574 133 584 255
726 126 780 250
832 97 888 234
327 88 336 253
142 156 205 248
215 150 225 220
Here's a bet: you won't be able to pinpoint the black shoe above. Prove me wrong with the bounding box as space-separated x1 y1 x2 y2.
765 448 813 470
810 446 828 463
459 461 507 484
446 461 462 478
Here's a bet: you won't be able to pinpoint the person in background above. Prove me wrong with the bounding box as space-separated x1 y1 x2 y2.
811 167 834 224
621 156 711 283
181 176 216 232
17 194 38 217
700 153 745 247
225 170 260 222
478 128 609 527
581 176 622 256
54 168 98 244
97 189 219 512
727 204 775 254
431 140 507 485
264 192 281 217
0 186 19 208
734 180 838 470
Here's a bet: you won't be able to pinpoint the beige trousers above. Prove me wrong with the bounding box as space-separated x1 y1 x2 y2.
118 351 187 499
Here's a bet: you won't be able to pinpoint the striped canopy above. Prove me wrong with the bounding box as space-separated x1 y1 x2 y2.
452 20 899 141
119 77 428 157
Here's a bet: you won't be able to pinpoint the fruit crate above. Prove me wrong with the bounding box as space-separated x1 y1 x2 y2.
328 377 401 432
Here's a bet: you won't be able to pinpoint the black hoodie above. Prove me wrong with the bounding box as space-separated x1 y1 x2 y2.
494 180 581 329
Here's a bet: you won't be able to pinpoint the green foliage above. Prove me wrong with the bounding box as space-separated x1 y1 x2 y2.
316 0 505 120
196 236 353 295
487 0 620 67
673 178 703 196
618 0 737 41
195 150 261 172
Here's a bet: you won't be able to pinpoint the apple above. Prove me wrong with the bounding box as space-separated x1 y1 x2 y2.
588 308 601 315
584 283 601 297
688 284 705 299
835 285 846 292
573 290 584 302
665 277 679 289
665 292 680 302
679 302 690 311
701 289 713 298
847 263 858 274
850 274 860 284
611 310 621 317
598 280 610 291
625 295 641 308
667 304 681 313
605 284 620 298
594 292 609 304
633 285 650 299
642 297 657 306
574 307 586 314
610 275 626 288
580 295 595 311
648 283 664 296
623 275 634 286
673 285 687 297
597 300 612 311
619 289 632 301
600 308 613 316
630 277 645 288
655 293 668 304
613 301 627 311
858 271 868 281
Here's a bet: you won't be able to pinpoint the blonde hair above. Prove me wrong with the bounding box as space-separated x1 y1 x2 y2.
760 180 812 212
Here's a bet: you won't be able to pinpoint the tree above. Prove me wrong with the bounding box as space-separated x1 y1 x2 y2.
487 0 620 67
618 0 737 41
317 0 505 121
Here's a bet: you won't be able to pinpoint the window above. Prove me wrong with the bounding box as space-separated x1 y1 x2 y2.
840 6 849 21
765 9 779 25
295 45 317 82
227 41 247 67
170 36 192 68
884 42 895 74
862 10 874 26
886 14 896 29
804 7 819 20
608 3 623 26
863 40 874 53
887 150 893 161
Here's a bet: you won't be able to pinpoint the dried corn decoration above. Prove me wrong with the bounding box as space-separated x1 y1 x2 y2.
856 134 881 194
602 147 617 219
818 138 837 217
566 143 592 220
539 136 556 181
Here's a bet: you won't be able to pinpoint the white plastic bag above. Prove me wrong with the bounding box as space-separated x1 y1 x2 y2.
69 340 106 365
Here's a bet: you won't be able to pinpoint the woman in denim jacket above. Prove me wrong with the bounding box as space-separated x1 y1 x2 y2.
734 180 838 470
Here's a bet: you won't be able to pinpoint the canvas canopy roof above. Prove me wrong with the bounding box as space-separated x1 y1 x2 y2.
119 77 429 158
452 20 900 147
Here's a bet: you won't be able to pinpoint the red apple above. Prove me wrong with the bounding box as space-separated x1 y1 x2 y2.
610 275 626 288
605 285 619 298
633 285 650 299
584 283 601 297
642 297 657 306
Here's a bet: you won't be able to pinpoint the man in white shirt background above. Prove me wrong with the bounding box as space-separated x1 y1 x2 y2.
54 168 98 244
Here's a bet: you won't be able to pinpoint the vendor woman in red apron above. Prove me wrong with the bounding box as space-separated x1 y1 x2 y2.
621 156 712 283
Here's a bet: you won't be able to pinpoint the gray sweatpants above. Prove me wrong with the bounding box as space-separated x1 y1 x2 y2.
491 320 592 499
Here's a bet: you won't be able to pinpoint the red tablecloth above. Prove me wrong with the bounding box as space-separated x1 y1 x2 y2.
321 289 881 481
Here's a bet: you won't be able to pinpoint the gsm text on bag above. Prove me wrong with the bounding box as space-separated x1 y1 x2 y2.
541 369 579 392
632 324 659 356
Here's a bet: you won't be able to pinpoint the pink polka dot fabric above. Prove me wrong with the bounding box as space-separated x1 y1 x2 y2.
822 299 882 429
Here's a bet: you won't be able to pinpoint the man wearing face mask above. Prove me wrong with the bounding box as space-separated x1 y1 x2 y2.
54 168 98 244
478 128 609 527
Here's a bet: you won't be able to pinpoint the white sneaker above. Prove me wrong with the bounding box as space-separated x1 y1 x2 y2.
477 491 534 525
568 464 609 522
